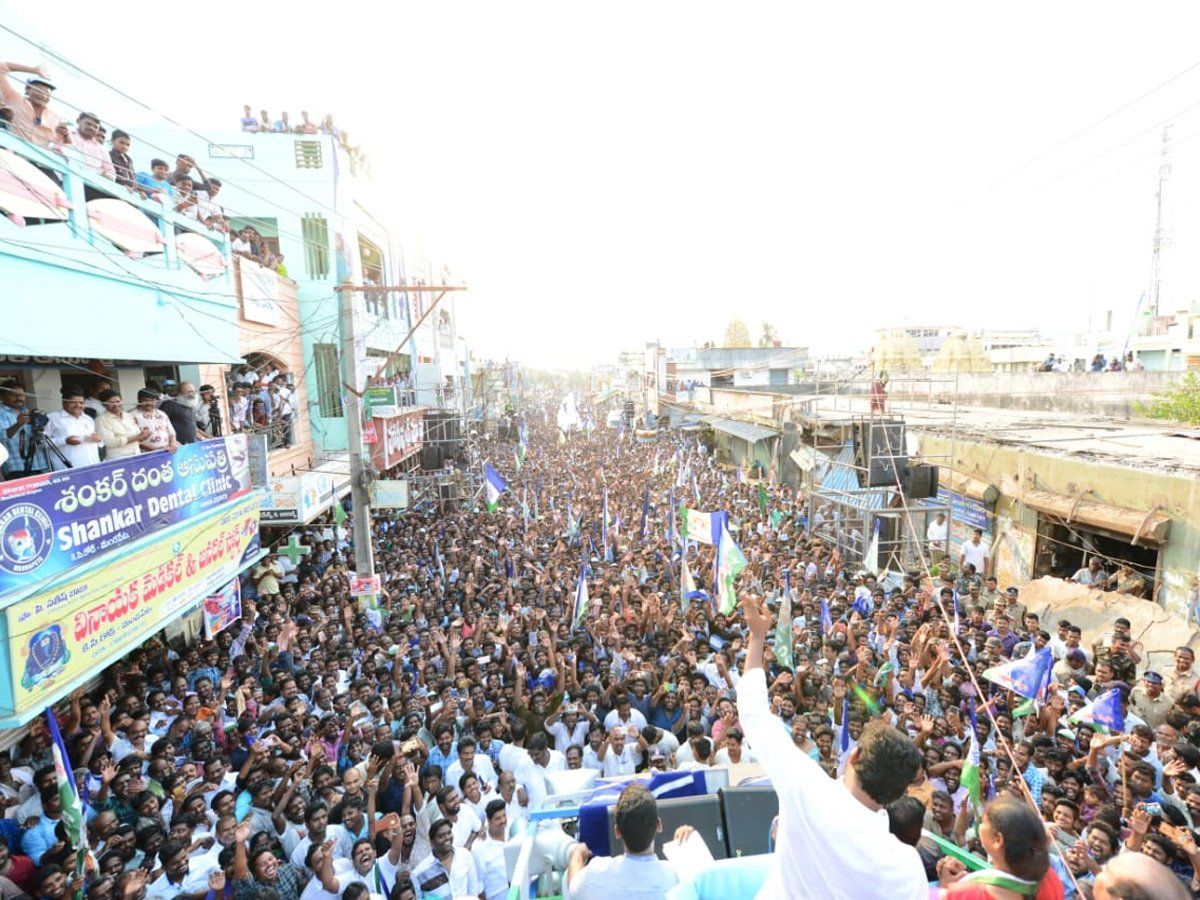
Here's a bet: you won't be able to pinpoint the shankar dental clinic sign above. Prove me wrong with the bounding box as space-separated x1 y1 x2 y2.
0 435 252 598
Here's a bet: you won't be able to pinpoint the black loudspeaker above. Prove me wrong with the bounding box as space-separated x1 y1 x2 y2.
719 787 779 857
438 483 454 500
906 464 939 498
606 794 727 861
854 420 909 487
419 445 443 471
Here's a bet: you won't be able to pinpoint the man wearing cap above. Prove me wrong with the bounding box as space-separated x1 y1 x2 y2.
1162 647 1197 704
1130 671 1173 729
0 62 61 146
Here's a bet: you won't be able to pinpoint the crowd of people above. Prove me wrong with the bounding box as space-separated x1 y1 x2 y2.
238 106 367 169
1038 352 1143 373
0 395 1193 899
227 366 296 449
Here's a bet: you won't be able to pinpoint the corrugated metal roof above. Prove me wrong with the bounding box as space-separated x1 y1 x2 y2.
700 415 777 444
819 444 888 510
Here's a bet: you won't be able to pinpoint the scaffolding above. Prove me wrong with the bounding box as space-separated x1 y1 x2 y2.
800 375 961 583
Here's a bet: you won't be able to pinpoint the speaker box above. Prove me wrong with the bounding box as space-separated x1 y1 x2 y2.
719 787 779 857
854 420 909 487
419 445 443 471
606 793 727 861
907 464 939 499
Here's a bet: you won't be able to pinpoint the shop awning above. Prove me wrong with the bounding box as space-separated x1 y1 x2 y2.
700 416 777 445
1023 489 1171 545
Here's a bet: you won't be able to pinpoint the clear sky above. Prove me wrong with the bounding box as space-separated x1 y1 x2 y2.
5 2 1200 368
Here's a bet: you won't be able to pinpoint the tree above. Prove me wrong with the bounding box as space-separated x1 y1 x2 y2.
723 319 751 348
1136 371 1200 425
759 322 779 347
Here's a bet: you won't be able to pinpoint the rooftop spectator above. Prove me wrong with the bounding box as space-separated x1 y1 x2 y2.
296 110 318 135
274 112 291 133
259 108 271 132
0 61 61 147
131 387 177 453
94 390 149 460
240 104 259 132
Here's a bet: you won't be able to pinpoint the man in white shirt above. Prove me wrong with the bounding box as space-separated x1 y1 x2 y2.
145 840 216 899
411 818 481 899
545 703 592 753
737 593 928 899
604 693 648 735
565 783 680 899
445 737 497 790
471 799 511 900
926 512 948 555
45 388 102 469
598 729 638 778
959 528 988 576
67 112 116 180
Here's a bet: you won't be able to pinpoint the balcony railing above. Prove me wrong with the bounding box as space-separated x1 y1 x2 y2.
0 129 231 278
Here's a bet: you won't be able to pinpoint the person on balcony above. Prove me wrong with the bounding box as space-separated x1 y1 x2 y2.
0 381 50 478
172 175 198 218
160 382 201 445
240 105 259 132
274 112 292 133
45 387 102 470
0 62 60 147
64 112 115 182
132 388 177 454
95 391 149 460
108 130 141 195
135 159 174 206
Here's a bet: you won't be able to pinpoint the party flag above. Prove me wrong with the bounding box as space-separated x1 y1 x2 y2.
602 490 612 563
640 484 650 538
1012 698 1037 719
961 732 982 810
515 443 525 473
46 709 85 879
484 464 507 513
572 572 589 632
333 502 347 525
774 587 794 671
839 698 851 753
680 556 706 614
982 647 1054 700
851 682 881 717
714 524 747 616
863 519 881 576
758 483 769 515
820 598 833 635
1071 688 1125 733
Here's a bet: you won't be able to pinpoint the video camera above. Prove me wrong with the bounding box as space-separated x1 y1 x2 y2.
27 410 49 431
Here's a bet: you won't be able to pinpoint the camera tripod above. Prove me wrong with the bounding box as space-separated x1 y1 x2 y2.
22 426 72 475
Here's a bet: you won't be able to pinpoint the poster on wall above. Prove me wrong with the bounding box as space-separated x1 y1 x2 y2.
0 435 251 598
936 487 995 568
203 579 242 639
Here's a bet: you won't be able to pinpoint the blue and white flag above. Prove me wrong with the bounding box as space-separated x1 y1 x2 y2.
982 647 1054 700
1071 688 1126 733
484 464 508 513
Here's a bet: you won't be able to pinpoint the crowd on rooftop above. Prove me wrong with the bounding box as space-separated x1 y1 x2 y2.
0 394 1191 898
238 106 367 169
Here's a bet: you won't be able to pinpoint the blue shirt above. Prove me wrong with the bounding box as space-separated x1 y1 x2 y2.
135 172 175 198
428 744 457 780
0 405 48 474
21 816 59 863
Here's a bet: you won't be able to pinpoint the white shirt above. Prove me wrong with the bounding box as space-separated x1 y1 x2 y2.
471 835 511 900
145 858 217 899
603 708 648 734
568 853 678 900
926 518 948 548
410 847 481 899
601 744 638 778
960 539 987 573
737 667 927 900
45 409 101 468
498 744 549 811
446 754 498 790
546 718 591 753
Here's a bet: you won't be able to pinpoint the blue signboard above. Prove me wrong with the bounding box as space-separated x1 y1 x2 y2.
0 435 253 598
936 486 994 562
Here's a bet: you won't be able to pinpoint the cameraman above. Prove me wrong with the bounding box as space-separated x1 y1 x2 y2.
0 380 51 479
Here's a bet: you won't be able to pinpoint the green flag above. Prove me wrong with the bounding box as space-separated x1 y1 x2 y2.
715 525 747 616
333 502 347 525
758 483 768 515
773 589 794 670
960 733 982 809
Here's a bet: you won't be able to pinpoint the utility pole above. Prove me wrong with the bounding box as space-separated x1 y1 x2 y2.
1149 125 1172 318
336 282 468 588
339 289 376 581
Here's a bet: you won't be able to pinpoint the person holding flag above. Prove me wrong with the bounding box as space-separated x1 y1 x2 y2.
484 463 508 513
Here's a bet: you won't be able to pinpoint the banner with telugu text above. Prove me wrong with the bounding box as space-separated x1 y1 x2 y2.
6 494 261 716
0 436 252 599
